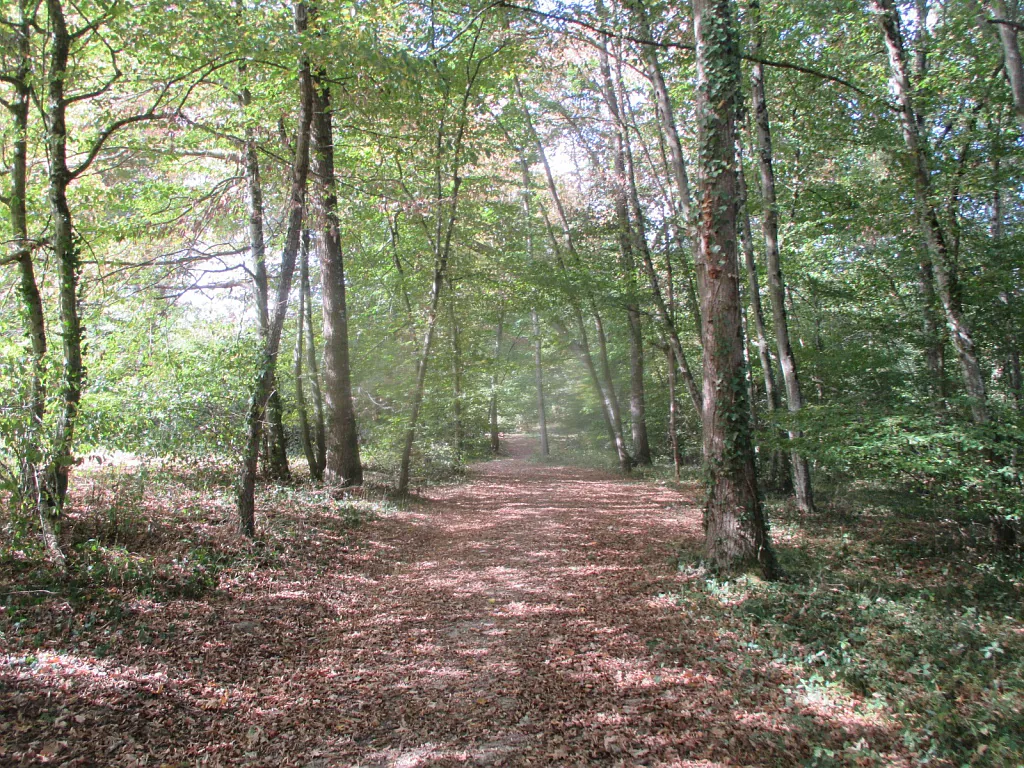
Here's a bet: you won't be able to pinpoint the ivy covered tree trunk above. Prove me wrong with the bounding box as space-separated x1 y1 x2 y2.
6 0 47 517
36 0 81 569
236 0 313 536
693 0 777 578
311 74 362 485
749 0 814 512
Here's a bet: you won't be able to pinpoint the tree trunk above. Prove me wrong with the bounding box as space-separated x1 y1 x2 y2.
627 0 703 317
737 154 791 491
989 0 1024 127
749 0 814 512
36 0 80 569
693 0 777 578
490 317 504 454
236 0 313 536
294 231 319 477
594 310 632 472
532 309 550 456
596 39 703 416
513 154 551 457
302 232 327 477
598 41 652 464
311 73 363 484
6 0 48 521
265 381 290 480
873 0 989 424
397 175 461 494
667 347 682 481
449 280 465 455
515 78 631 465
240 107 288 481
397 53 480 494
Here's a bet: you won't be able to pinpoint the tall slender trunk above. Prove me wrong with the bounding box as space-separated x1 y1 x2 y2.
515 78 631 467
36 0 81 569
264 375 291 480
513 152 551 457
918 255 947 399
737 150 791 490
532 310 550 456
8 0 52 561
627 0 704 330
601 51 651 464
397 44 482 494
693 0 777 578
311 73 363 484
593 310 632 471
7 2 44 476
597 39 703 415
989 0 1024 127
397 176 462 494
236 0 314 536
448 279 465 455
625 307 651 464
490 317 504 454
736 154 780 414
294 230 320 477
303 232 328 477
750 0 814 512
667 347 682 480
873 0 989 424
241 94 289 482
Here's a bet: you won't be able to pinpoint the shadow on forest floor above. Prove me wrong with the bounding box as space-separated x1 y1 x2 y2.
1 438 1022 766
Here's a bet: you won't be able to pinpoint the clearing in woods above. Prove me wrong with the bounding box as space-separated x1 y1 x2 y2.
1 436 906 766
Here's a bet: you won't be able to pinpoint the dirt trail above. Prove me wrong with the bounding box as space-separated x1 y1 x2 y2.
2 437 895 767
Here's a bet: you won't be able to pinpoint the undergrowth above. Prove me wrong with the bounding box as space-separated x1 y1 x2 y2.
672 488 1024 767
0 457 390 655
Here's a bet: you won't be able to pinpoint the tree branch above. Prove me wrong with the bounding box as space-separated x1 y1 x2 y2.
989 17 1024 32
495 0 885 105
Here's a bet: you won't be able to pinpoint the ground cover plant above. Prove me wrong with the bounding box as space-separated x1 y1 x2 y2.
1 442 1021 766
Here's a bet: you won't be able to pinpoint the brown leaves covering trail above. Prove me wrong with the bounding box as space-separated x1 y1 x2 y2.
1 436 904 767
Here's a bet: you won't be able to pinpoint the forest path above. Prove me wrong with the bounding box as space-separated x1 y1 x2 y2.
1 437 901 767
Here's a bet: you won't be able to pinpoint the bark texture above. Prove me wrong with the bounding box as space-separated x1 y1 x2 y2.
312 75 363 485
693 0 777 578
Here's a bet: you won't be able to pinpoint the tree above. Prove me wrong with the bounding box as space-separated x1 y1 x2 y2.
236 0 314 536
748 0 814 513
692 0 777 577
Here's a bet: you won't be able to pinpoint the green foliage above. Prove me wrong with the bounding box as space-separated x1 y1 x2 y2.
80 305 257 459
672 503 1024 766
796 403 1023 531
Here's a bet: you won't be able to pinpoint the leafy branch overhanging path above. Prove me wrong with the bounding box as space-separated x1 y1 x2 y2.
2 437 907 765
